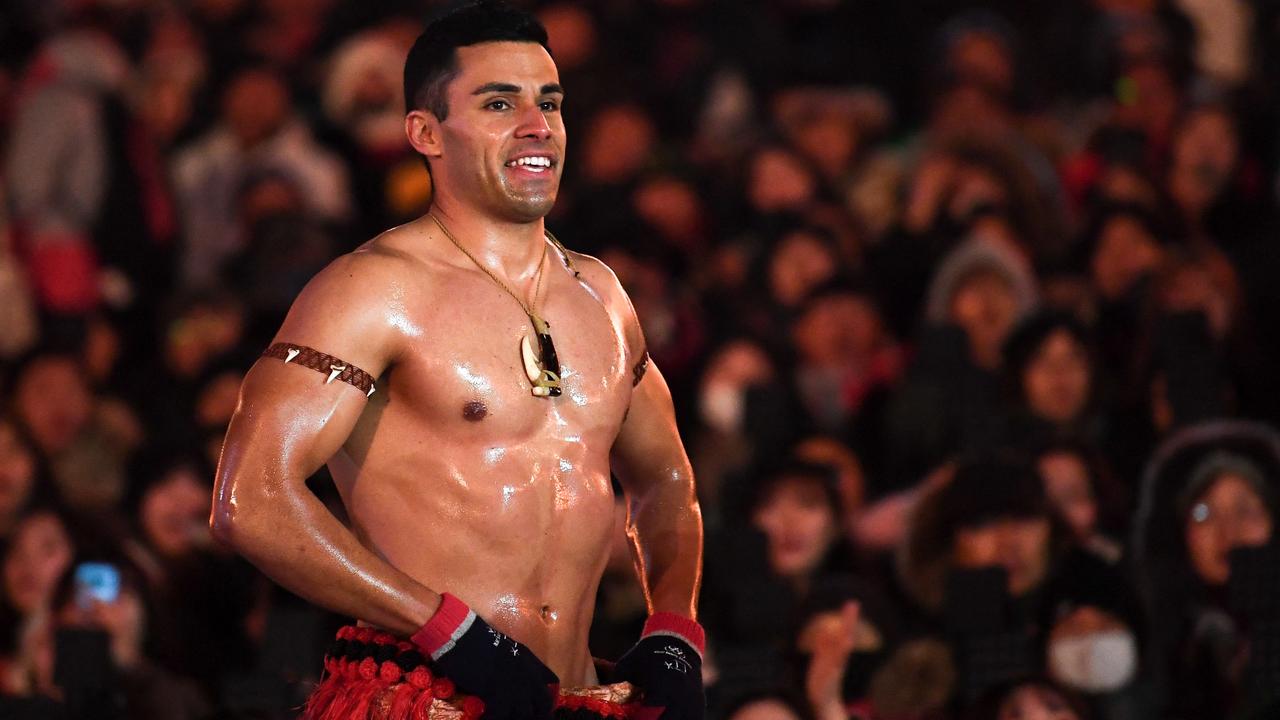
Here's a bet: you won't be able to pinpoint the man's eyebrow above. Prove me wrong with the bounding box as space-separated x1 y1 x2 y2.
471 82 521 95
470 82 565 96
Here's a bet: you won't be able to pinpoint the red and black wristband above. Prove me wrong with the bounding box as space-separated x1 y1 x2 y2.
640 612 706 658
411 593 478 661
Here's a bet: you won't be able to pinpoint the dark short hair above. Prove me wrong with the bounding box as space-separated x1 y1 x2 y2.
749 459 845 519
938 453 1049 535
1002 310 1096 400
403 0 550 119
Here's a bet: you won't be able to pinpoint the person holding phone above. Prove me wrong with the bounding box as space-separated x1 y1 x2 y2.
211 3 704 719
1134 421 1280 720
51 558 211 720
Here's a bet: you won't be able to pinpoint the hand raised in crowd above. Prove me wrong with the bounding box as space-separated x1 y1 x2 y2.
3 608 54 696
800 601 861 720
903 154 956 233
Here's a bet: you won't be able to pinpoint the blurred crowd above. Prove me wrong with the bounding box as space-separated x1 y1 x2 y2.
2 0 1280 719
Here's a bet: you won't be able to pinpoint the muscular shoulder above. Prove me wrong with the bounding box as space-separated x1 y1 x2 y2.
562 250 617 293
561 249 645 353
291 243 408 314
274 234 421 375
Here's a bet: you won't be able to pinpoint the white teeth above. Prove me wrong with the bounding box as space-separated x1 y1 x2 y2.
508 156 552 168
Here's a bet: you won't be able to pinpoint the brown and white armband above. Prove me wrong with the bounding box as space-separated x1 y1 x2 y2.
261 343 377 397
632 350 650 387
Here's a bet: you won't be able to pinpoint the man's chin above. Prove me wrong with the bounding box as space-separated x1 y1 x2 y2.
499 195 557 223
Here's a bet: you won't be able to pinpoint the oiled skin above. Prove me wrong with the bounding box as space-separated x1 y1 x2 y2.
211 39 702 688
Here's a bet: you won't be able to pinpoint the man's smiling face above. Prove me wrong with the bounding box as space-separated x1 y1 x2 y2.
433 41 566 222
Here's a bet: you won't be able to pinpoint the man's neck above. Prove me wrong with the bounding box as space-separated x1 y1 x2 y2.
427 198 547 282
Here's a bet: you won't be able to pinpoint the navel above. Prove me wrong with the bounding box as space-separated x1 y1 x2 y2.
462 400 488 422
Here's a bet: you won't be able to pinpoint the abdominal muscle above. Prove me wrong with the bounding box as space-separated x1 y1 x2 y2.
328 434 619 686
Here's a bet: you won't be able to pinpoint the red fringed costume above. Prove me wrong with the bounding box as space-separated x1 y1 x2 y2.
303 625 640 719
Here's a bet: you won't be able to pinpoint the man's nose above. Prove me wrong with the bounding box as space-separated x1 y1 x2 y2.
516 103 552 140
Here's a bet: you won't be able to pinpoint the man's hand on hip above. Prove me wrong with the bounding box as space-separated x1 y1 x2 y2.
613 613 706 720
412 593 559 720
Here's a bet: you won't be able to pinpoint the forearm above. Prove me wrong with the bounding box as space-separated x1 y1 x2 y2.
212 366 440 636
626 465 703 620
213 476 439 636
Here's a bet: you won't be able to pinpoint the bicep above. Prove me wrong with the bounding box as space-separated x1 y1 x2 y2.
611 360 691 492
221 361 370 484
216 256 399 497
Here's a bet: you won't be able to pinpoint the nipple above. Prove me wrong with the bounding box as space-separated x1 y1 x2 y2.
463 400 488 422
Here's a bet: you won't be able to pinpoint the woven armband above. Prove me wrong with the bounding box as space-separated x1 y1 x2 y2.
262 343 377 397
632 350 650 387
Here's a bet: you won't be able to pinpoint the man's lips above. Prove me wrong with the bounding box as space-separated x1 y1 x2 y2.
505 153 558 173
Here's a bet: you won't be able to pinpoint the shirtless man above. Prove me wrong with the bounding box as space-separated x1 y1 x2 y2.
209 3 704 719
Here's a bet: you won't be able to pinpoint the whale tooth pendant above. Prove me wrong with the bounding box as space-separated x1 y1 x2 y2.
520 317 562 398
521 335 561 397
521 335 542 384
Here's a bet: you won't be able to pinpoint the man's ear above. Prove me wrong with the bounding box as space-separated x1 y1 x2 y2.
406 110 443 160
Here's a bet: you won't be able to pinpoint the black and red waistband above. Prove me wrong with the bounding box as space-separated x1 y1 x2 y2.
305 624 639 719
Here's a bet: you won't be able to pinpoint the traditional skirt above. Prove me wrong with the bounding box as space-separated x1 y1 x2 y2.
303 625 639 719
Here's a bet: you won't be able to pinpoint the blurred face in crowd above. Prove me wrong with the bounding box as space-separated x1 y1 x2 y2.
1185 473 1273 585
1174 107 1238 167
223 69 289 147
788 111 858 182
3 512 74 614
140 74 196 147
947 31 1014 98
931 83 1008 140
0 420 37 528
582 104 653 185
949 268 1019 369
1156 254 1236 340
1038 451 1098 541
954 516 1051 596
1170 107 1238 205
1022 329 1091 425
196 371 244 430
792 292 884 367
632 175 704 249
1047 605 1138 693
14 356 93 456
141 466 212 558
748 147 817 213
1111 61 1178 141
83 316 122 384
537 3 596 71
753 475 839 580
768 230 838 308
997 683 1081 720
1091 215 1162 301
